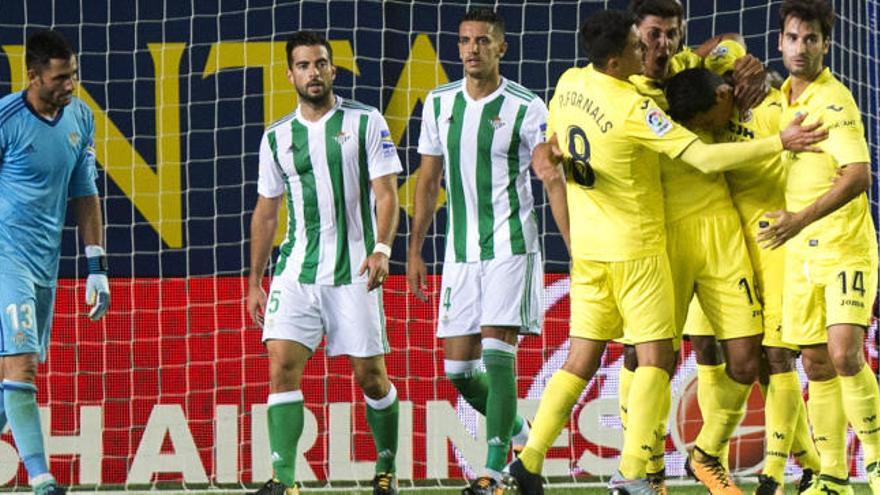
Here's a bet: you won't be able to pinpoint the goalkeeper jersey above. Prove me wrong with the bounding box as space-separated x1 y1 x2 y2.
257 96 402 286
780 68 877 260
0 91 99 287
547 64 698 262
417 78 547 263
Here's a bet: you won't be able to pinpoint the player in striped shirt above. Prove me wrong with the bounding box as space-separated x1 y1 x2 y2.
0 30 109 495
407 9 547 495
247 32 402 495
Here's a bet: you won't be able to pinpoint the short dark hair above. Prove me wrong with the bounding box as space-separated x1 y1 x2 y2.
779 0 835 39
285 31 333 69
25 30 74 71
665 68 725 122
460 8 505 36
628 0 684 23
580 10 636 69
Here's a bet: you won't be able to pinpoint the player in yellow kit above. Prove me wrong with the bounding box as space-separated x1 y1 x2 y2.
619 4 772 492
628 36 766 495
758 2 880 494
665 66 821 495
504 9 826 495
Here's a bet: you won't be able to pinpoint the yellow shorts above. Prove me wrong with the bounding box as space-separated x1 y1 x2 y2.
743 230 796 351
782 251 878 346
673 214 763 341
570 254 675 344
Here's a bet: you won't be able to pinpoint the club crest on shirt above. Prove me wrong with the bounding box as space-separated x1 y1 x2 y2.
335 130 351 146
68 131 80 147
488 115 505 130
709 44 729 61
645 108 672 136
13 331 26 347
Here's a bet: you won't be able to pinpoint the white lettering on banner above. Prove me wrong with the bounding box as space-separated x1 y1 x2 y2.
0 407 103 485
426 400 482 479
127 405 208 483
0 393 729 483
41 406 104 484
215 405 238 483
515 399 571 477
0 429 19 484
576 397 623 476
250 403 319 481
328 401 413 481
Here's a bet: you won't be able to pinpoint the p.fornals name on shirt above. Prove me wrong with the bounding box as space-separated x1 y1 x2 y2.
557 90 613 133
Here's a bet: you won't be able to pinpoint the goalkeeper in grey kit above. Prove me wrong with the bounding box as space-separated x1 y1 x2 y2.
0 30 110 495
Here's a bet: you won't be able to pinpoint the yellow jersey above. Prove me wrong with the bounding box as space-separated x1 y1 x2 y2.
780 68 877 259
631 49 737 225
629 47 703 109
547 64 698 262
720 88 786 236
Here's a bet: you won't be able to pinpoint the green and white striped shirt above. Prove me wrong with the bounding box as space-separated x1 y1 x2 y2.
418 78 547 263
258 96 402 285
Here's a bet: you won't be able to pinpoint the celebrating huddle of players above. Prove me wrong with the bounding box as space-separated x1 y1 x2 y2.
2 0 876 494
505 1 878 495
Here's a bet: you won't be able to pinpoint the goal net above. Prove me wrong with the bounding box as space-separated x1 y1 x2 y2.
0 0 876 490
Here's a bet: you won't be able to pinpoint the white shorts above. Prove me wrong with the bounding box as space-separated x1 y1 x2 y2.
262 275 388 358
437 252 543 338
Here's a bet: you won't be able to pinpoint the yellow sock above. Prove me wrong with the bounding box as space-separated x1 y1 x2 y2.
620 366 670 479
619 367 634 432
763 371 801 483
519 369 587 474
719 439 730 471
839 364 880 466
791 391 820 472
808 377 848 479
647 380 670 474
694 364 751 458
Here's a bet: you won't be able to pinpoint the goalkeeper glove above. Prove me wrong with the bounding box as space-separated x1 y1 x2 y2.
85 245 110 320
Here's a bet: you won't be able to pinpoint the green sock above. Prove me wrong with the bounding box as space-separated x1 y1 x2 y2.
483 345 517 473
267 391 305 486
366 385 399 474
446 361 525 435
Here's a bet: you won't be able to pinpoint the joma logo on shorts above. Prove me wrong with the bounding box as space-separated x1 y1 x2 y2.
840 299 865 307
